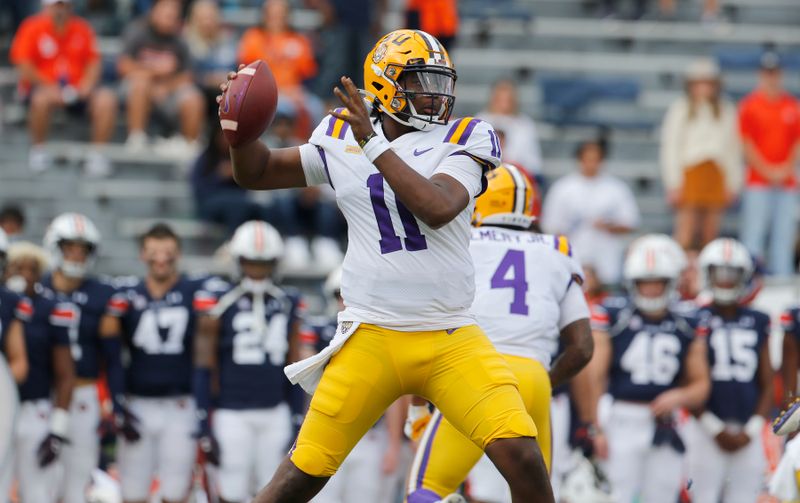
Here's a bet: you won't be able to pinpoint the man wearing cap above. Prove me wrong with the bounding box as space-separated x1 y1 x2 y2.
739 52 800 276
10 0 118 176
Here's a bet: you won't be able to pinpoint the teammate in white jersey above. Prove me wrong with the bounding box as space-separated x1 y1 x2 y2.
406 164 594 503
221 30 553 503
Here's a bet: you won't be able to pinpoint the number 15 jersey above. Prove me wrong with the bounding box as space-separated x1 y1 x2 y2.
300 113 501 330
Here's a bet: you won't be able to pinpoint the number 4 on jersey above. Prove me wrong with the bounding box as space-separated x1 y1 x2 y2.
491 249 529 315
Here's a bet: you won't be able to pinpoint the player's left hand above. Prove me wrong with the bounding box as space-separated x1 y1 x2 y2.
331 76 374 143
37 433 67 467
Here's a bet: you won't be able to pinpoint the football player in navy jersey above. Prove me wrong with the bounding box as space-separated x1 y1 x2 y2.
687 238 772 503
106 223 227 503
192 221 302 503
588 234 710 503
6 242 75 502
0 227 28 384
0 228 30 501
40 213 125 503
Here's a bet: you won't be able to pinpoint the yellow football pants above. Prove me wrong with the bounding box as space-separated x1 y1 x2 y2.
407 355 552 500
290 324 538 477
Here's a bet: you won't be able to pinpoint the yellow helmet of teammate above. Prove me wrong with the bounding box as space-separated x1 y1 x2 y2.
473 163 539 229
363 29 456 131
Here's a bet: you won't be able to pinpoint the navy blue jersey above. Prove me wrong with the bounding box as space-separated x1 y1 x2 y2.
40 275 117 379
698 306 770 423
18 286 72 401
592 297 696 402
301 315 338 355
0 287 31 352
204 285 301 410
114 275 227 397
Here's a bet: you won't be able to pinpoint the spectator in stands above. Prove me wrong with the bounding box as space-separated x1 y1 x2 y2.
405 0 458 50
184 0 237 117
0 205 25 239
118 0 205 157
477 79 543 176
190 123 272 235
660 58 741 250
739 52 800 276
10 0 118 176
308 0 386 99
239 0 322 137
541 139 640 286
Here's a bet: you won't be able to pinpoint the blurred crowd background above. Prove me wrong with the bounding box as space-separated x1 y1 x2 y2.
0 1 800 502
0 0 799 305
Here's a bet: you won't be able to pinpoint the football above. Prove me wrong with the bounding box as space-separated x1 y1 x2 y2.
219 60 279 147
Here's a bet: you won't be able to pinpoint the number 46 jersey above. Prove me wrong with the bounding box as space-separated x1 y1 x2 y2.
469 227 588 366
299 113 501 330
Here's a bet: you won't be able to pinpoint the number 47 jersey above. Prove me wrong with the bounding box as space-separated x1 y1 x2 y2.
299 113 501 330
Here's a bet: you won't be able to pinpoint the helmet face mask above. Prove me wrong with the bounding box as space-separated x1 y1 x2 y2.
44 213 101 280
697 238 753 306
239 257 276 282
393 67 456 127
707 264 745 305
632 278 673 314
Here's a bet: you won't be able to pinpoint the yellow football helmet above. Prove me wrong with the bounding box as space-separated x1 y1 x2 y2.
473 163 539 229
363 29 456 130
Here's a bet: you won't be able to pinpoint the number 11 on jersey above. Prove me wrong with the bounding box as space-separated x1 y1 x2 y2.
367 173 428 254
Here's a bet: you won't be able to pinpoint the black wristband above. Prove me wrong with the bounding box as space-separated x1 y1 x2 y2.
358 132 377 149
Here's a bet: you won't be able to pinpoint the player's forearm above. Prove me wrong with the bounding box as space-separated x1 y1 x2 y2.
230 142 269 188
52 347 75 410
550 319 593 388
782 335 798 398
6 321 28 383
569 367 598 424
374 152 463 229
679 378 711 411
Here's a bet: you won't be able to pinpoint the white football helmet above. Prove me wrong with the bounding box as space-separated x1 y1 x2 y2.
624 233 686 314
698 237 753 305
323 265 342 298
43 213 101 279
229 221 284 262
560 452 615 503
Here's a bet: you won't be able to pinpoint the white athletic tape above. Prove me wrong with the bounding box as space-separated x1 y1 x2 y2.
220 119 239 131
238 67 257 76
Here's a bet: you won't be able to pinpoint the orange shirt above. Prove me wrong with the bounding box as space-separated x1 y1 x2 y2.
739 90 800 188
10 13 99 89
407 0 458 38
238 29 317 92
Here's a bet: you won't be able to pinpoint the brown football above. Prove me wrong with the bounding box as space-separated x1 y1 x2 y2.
218 60 278 147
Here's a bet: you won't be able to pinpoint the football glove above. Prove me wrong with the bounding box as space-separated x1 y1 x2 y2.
404 404 432 442
115 407 141 443
37 433 67 467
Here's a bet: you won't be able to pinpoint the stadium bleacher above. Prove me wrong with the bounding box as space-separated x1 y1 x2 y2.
0 0 798 284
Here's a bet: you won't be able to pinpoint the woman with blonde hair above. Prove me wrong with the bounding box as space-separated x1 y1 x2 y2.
660 58 741 250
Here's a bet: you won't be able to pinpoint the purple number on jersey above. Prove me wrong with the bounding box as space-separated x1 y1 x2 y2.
366 173 428 254
491 249 529 315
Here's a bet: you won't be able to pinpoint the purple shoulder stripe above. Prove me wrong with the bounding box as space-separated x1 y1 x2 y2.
316 146 334 189
456 118 481 145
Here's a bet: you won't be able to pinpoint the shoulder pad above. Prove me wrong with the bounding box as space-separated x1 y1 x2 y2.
310 109 353 144
444 118 501 170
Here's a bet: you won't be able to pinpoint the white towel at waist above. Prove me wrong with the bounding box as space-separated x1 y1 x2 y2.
284 321 361 395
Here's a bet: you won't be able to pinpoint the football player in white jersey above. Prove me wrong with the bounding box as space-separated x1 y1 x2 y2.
406 163 594 503
221 29 554 503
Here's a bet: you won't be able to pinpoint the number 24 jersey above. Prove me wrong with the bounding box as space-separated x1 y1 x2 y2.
300 113 501 331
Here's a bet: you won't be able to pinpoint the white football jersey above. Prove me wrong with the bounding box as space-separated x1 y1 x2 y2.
469 226 589 366
300 112 501 330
